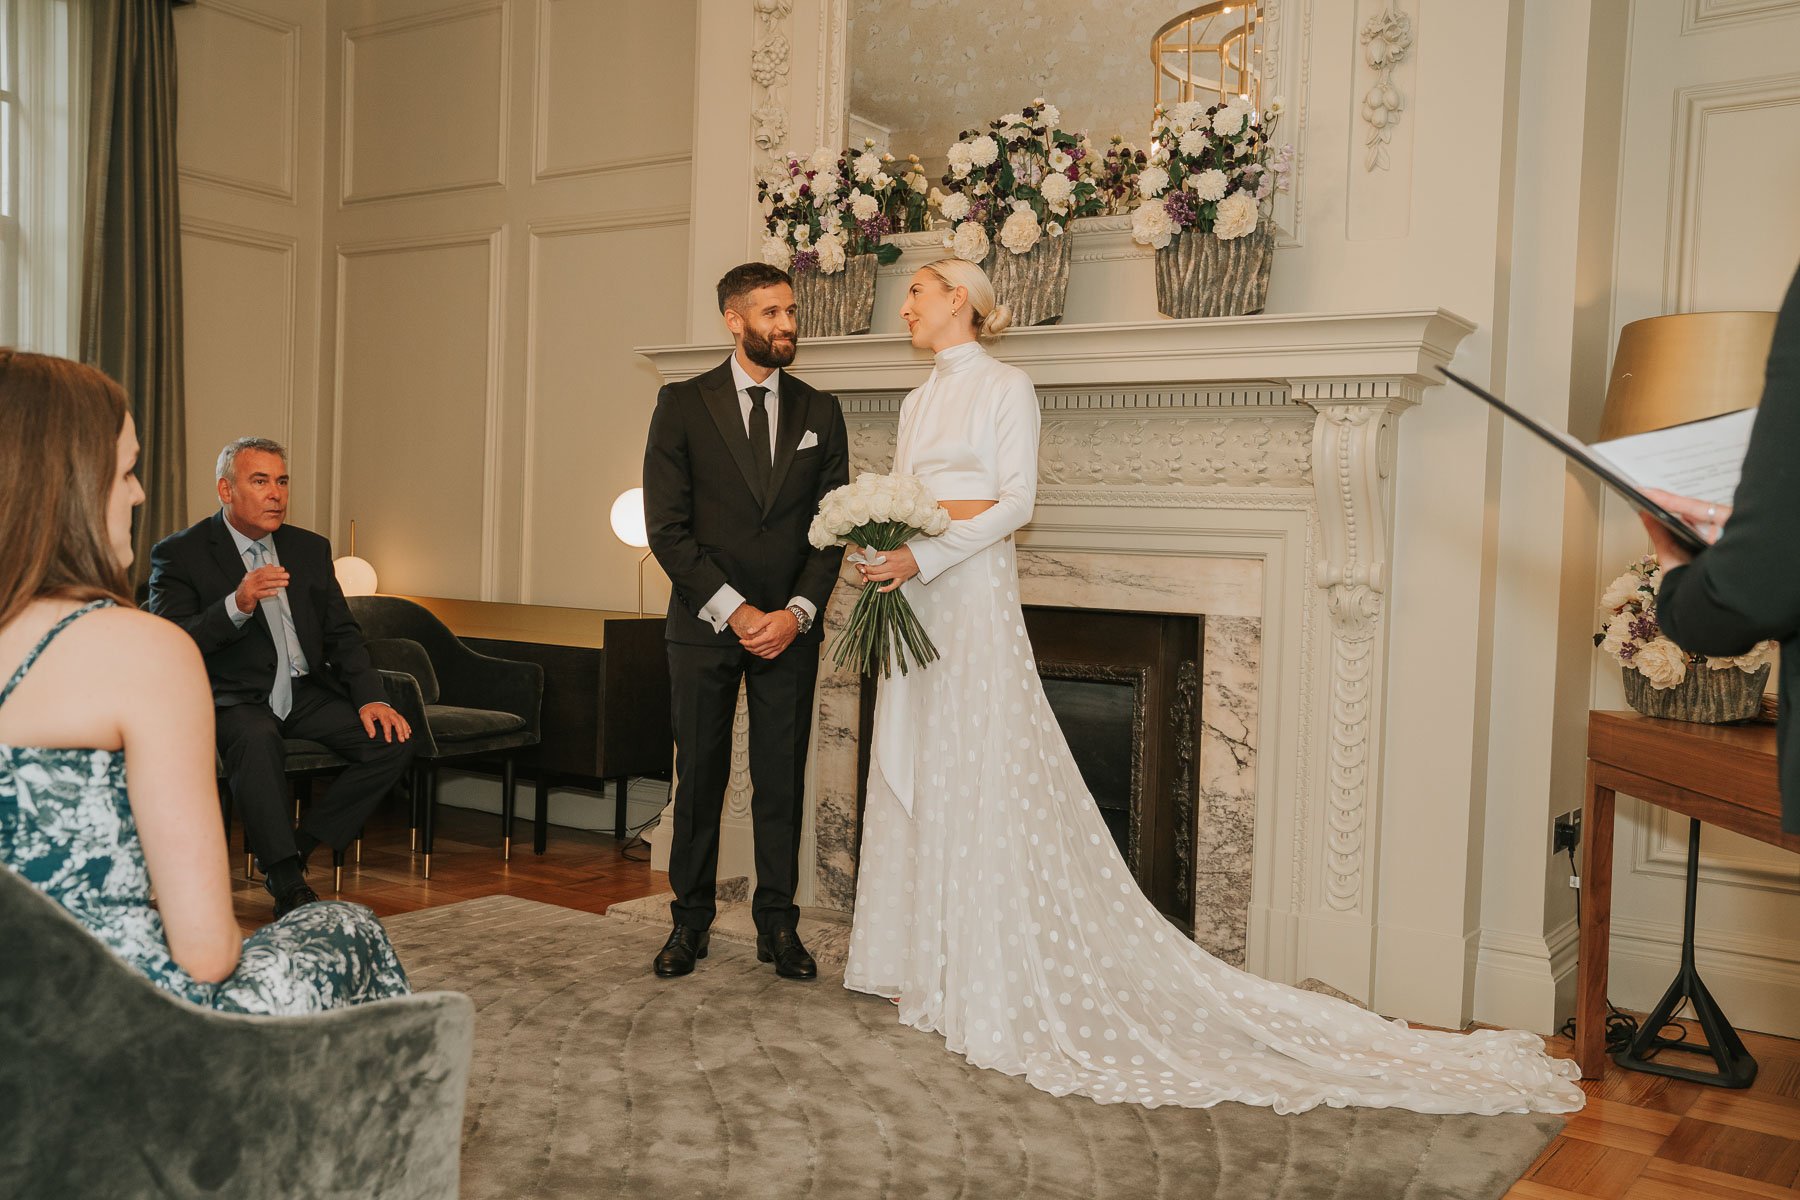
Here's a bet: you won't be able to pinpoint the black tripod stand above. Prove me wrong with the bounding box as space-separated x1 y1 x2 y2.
1612 817 1757 1087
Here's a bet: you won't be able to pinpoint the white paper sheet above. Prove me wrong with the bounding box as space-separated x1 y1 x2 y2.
1588 408 1757 508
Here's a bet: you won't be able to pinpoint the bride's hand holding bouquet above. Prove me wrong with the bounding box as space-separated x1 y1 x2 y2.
808 473 951 678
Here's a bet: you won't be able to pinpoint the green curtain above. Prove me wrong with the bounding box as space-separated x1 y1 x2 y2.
80 0 189 584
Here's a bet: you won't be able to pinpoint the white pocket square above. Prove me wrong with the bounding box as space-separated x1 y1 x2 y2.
796 430 820 451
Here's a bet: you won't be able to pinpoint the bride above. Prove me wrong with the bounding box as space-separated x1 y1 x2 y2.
841 258 1585 1116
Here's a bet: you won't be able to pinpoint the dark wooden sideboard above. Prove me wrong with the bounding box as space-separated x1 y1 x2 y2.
398 596 672 850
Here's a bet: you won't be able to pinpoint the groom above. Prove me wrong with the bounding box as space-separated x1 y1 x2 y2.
643 262 849 979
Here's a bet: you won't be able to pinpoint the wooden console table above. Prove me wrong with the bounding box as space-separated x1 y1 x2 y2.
1576 710 1795 1078
398 596 671 849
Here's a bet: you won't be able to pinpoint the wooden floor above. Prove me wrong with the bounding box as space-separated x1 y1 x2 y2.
238 805 1800 1198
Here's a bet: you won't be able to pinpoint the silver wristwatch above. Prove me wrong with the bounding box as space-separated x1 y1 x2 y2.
787 604 814 634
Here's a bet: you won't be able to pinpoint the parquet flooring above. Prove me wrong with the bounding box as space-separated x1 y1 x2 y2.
232 803 1800 1199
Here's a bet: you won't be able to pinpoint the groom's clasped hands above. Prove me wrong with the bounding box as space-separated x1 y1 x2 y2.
727 602 799 659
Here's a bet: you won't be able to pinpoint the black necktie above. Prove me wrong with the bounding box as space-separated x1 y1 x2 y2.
746 384 772 501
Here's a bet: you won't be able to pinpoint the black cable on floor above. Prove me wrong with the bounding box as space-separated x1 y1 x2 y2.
1557 843 1689 1055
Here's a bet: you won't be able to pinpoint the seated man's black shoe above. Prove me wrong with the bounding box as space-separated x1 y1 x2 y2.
757 928 817 980
654 925 710 977
263 856 319 919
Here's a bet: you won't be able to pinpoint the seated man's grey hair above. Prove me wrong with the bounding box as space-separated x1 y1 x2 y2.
216 436 289 484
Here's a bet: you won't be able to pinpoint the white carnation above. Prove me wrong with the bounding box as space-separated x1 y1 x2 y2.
813 170 840 197
1633 638 1689 690
1040 103 1060 128
951 220 990 263
761 235 792 271
1130 199 1177 250
853 151 881 182
1213 107 1247 137
1137 165 1171 198
809 146 838 171
1213 189 1259 240
850 191 879 220
969 134 1000 167
938 191 971 222
999 205 1041 255
999 112 1024 130
1178 129 1207 157
946 142 973 171
815 231 847 274
1171 100 1206 131
1040 172 1074 210
1191 168 1229 202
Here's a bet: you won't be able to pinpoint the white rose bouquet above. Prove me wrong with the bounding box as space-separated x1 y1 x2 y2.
1130 95 1292 250
758 141 931 275
931 98 1107 261
1595 555 1776 690
808 472 952 677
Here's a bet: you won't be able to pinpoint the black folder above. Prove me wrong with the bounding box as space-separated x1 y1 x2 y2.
1437 366 1709 555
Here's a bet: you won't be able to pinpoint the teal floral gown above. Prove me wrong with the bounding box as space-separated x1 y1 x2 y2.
0 601 409 1014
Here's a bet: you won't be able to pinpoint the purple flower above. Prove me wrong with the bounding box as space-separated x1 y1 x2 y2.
1629 615 1659 642
798 184 811 197
792 249 820 275
1162 189 1199 228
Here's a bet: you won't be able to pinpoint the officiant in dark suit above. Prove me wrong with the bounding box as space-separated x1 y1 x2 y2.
1646 260 1800 834
148 437 414 917
643 262 849 979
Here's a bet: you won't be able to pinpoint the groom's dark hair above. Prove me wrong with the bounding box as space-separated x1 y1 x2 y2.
717 262 793 313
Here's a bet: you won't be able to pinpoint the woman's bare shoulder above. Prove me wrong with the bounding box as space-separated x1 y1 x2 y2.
75 606 204 672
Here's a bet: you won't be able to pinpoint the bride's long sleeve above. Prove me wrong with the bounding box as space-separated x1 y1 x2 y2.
907 373 1041 585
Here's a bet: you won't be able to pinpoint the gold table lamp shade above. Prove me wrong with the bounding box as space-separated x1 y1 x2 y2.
1599 310 1777 440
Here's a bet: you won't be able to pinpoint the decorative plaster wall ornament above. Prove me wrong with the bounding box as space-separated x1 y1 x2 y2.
1358 5 1413 172
751 0 795 160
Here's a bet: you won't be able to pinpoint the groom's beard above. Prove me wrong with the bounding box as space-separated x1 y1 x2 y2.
742 326 797 370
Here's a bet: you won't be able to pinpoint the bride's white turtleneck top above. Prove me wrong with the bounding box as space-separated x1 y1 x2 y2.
895 340 1041 583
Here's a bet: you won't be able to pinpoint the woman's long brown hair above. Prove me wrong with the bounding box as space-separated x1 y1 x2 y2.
0 350 135 631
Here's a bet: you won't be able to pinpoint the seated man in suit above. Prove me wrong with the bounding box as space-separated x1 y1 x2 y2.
149 437 415 917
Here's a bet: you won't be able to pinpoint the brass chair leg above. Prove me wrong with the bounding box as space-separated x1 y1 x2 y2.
334 863 343 892
503 834 512 861
245 853 255 880
354 837 362 864
423 852 432 880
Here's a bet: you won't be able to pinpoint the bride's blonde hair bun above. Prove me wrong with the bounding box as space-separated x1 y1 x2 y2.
923 257 1013 341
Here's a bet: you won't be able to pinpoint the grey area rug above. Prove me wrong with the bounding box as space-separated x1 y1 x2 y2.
383 897 1562 1200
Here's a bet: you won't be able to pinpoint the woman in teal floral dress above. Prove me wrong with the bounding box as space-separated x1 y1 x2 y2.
0 350 408 1014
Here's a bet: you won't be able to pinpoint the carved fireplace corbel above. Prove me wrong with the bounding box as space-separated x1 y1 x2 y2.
1291 378 1419 916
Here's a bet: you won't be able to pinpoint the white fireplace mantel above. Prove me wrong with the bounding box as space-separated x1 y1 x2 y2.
638 307 1478 1017
639 308 1475 395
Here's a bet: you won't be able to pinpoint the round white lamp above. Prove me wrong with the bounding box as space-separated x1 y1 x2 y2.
333 520 379 596
610 488 653 616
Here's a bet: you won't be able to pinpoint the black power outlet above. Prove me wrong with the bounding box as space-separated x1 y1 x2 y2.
1553 810 1582 855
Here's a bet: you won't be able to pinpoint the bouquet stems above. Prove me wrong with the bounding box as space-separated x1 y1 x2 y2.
829 520 940 678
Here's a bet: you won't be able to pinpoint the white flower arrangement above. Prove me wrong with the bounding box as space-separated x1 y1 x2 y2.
1129 94 1292 251
1595 555 1776 690
809 473 952 677
931 97 1108 258
759 140 930 275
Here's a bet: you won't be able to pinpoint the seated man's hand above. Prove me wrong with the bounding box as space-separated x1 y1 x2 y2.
360 701 412 743
235 565 289 614
740 608 798 659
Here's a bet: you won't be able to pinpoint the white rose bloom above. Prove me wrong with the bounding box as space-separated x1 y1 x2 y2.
815 231 848 274
1598 615 1633 661
938 191 972 222
1178 129 1207 157
909 171 929 194
1633 638 1689 690
1709 641 1777 672
761 235 793 271
969 135 1000 167
951 220 991 263
1040 172 1074 210
1213 107 1246 137
1213 189 1259 239
925 507 952 535
846 496 871 526
1191 168 1229 202
999 205 1041 255
1130 199 1177 250
1600 571 1644 612
1137 164 1171 199
1048 147 1073 172
851 191 880 220
854 151 881 182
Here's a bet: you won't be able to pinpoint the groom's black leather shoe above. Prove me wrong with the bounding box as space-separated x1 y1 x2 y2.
757 928 817 980
654 925 710 977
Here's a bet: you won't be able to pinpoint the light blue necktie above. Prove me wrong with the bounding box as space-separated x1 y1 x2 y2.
248 541 294 720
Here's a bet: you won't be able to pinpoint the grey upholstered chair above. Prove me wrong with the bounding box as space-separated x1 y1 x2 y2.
0 864 473 1199
347 595 543 878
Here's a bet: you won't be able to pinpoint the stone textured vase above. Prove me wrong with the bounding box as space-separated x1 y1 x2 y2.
983 233 1073 327
793 253 877 338
1621 662 1771 723
1155 227 1275 318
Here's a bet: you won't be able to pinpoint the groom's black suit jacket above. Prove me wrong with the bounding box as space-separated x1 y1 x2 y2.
644 357 850 646
147 512 386 712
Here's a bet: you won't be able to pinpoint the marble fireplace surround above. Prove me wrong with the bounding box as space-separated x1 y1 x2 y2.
640 309 1474 997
